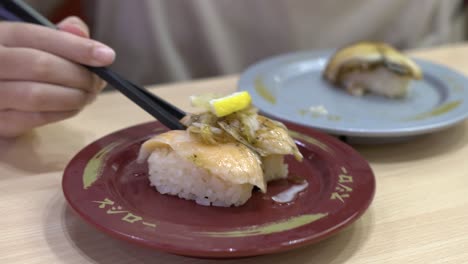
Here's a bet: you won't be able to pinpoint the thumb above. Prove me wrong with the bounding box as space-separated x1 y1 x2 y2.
57 16 90 38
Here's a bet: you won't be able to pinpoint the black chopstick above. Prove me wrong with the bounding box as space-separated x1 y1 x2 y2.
89 67 186 129
0 0 186 130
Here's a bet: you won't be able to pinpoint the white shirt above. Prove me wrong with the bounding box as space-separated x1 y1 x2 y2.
84 0 464 85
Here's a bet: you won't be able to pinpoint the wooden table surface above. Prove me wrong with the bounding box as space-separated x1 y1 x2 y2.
1 44 468 264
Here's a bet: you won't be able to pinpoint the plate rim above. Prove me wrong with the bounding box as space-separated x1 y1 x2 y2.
62 121 376 258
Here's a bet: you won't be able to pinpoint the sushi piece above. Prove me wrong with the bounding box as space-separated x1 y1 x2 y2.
225 115 302 182
137 130 265 207
183 105 303 184
137 92 303 207
323 42 422 98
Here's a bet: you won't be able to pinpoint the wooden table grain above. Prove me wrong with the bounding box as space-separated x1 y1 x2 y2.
1 44 468 264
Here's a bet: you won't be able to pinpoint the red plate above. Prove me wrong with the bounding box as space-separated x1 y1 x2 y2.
62 121 375 258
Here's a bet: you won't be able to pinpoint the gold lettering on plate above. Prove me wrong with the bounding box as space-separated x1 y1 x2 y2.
93 198 114 208
330 192 350 203
92 198 157 228
142 222 157 228
335 183 352 193
330 167 354 203
106 206 127 214
122 213 143 223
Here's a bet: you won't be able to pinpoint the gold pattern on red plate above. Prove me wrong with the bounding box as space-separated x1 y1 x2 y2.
93 198 157 227
330 167 354 203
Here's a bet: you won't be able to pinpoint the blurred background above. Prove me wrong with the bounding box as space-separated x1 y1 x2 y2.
26 0 468 86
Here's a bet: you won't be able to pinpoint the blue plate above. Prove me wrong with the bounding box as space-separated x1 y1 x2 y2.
238 50 468 143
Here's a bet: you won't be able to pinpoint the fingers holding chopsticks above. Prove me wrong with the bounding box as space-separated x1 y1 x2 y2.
0 109 80 138
0 17 114 138
0 46 106 93
57 16 90 38
0 81 97 111
0 21 115 66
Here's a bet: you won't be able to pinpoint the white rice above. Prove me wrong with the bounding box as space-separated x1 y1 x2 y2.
342 67 411 98
262 155 289 182
147 147 253 207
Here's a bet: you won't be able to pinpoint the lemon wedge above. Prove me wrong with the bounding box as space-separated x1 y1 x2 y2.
209 91 252 117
